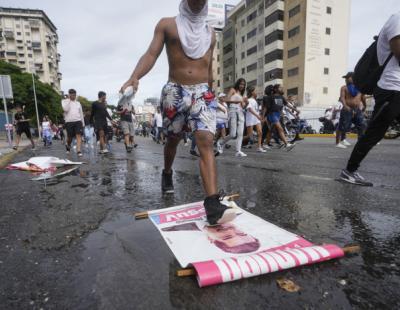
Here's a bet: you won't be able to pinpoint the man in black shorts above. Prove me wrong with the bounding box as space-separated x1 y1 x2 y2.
13 105 35 150
90 91 113 154
62 89 84 157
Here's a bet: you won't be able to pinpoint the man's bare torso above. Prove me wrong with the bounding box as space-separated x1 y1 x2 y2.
161 17 215 85
341 85 363 109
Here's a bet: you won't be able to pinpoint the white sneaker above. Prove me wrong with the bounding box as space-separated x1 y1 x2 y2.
336 143 347 149
257 147 267 153
284 143 296 152
235 151 247 157
217 142 223 154
342 139 351 146
262 144 271 150
184 142 188 146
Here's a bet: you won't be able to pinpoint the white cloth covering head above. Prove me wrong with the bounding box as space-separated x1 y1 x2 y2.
176 0 212 59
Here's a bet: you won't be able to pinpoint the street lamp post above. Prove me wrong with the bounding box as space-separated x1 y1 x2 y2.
31 72 41 138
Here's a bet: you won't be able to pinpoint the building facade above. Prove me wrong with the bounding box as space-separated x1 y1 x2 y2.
0 7 61 91
221 0 350 108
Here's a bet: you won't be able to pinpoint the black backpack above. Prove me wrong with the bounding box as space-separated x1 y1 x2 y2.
353 36 393 95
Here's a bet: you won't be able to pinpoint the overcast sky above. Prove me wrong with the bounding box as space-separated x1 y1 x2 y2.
2 0 399 105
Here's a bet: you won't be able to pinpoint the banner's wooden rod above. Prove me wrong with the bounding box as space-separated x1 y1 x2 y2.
134 194 240 220
176 245 361 277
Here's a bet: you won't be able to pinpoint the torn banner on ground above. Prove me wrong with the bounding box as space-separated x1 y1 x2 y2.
148 201 344 287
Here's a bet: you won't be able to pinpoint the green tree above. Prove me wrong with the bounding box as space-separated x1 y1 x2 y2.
0 60 63 125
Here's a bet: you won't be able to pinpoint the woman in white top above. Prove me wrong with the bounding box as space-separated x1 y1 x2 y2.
220 78 247 157
215 93 228 154
244 86 265 153
41 115 52 147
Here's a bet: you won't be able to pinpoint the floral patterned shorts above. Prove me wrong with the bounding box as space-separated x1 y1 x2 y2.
160 82 217 138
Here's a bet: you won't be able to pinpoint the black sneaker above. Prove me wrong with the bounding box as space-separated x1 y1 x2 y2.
124 143 128 151
133 144 138 148
66 145 71 154
161 170 174 193
12 146 17 150
339 169 373 186
190 150 200 157
127 145 133 153
204 194 237 225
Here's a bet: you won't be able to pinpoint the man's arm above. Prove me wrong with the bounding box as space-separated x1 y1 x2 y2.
208 31 216 89
340 86 349 111
90 103 95 125
79 104 84 126
61 99 70 112
121 19 166 92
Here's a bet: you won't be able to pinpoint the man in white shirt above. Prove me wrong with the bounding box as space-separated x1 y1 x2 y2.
340 12 400 186
61 89 84 157
154 107 164 144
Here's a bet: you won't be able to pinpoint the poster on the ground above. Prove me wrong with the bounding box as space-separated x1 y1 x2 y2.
148 201 344 287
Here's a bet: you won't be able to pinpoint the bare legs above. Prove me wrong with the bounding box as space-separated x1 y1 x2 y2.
164 131 217 196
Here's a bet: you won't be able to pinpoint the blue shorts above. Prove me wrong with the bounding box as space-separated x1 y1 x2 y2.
216 121 226 130
267 112 281 124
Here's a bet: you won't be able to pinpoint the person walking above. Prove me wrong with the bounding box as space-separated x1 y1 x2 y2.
12 105 35 150
62 89 84 157
244 86 265 153
41 115 52 147
340 12 400 186
120 0 236 225
90 91 113 154
215 93 228 154
116 96 137 152
220 78 247 157
335 72 366 149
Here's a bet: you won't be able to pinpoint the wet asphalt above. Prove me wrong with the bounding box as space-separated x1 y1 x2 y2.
0 136 399 310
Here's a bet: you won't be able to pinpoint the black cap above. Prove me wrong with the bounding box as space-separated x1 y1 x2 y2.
68 88 76 94
342 72 354 79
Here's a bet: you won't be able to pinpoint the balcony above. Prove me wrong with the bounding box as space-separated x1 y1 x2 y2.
56 53 61 61
32 41 41 50
29 20 40 29
3 31 14 39
57 72 62 80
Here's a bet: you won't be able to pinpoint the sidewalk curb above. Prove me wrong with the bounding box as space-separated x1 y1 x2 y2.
299 134 358 138
0 145 29 169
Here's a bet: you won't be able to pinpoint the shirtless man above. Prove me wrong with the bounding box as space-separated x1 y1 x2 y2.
121 0 236 225
335 72 366 148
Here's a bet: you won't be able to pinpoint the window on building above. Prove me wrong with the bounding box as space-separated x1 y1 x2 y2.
247 28 257 40
288 46 300 58
247 62 257 73
265 10 284 28
17 32 21 35
242 36 245 43
264 49 283 64
223 43 232 55
217 67 220 74
217 80 220 87
241 19 245 27
265 30 284 46
25 32 30 36
223 27 233 39
323 87 328 94
247 10 257 23
16 24 21 28
324 48 330 55
326 27 331 35
28 54 32 58
287 87 298 96
248 79 257 87
288 26 300 38
242 68 245 74
247 45 257 56
241 51 245 59
265 0 279 9
324 68 329 75
264 68 283 82
288 67 299 77
326 6 332 14
217 55 220 61
24 25 30 29
223 57 233 68
289 5 300 18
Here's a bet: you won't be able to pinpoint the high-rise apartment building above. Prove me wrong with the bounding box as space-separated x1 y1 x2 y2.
0 8 61 92
221 0 350 108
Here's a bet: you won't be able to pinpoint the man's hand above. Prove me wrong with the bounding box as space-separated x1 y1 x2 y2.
120 78 139 94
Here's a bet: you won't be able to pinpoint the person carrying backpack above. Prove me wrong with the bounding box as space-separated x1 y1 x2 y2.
340 12 400 186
